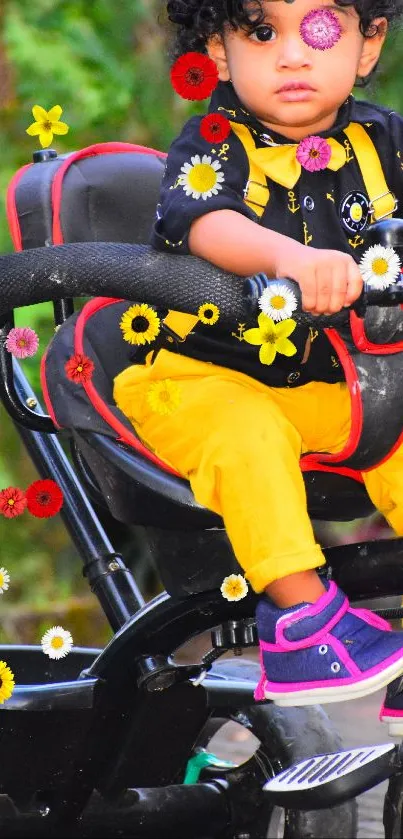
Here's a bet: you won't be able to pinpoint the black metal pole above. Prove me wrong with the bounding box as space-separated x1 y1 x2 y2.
3 359 145 629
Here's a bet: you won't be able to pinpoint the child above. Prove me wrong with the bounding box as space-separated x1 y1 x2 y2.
114 0 403 706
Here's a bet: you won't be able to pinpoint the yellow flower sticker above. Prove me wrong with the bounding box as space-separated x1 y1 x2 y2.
0 660 15 704
120 303 161 346
220 574 249 601
147 379 181 416
26 105 69 149
198 302 220 326
243 313 297 366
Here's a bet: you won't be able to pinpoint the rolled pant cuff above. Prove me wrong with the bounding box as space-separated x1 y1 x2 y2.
247 544 326 593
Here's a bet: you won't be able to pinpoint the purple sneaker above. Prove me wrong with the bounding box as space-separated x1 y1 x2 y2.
379 676 403 736
254 581 403 706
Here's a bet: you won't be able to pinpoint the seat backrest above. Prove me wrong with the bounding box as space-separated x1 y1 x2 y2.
7 142 167 251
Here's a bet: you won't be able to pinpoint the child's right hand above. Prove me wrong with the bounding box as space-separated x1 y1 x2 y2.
275 243 363 316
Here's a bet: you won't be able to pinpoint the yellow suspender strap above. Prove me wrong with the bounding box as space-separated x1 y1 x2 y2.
229 121 270 219
343 123 396 222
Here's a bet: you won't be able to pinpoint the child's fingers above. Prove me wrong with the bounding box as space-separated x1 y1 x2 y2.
345 259 363 305
321 266 348 313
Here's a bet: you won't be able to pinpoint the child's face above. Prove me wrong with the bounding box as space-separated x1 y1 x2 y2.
207 0 386 140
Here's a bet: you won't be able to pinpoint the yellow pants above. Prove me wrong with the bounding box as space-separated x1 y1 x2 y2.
114 349 403 592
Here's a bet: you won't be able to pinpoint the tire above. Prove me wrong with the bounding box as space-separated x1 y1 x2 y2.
199 659 358 839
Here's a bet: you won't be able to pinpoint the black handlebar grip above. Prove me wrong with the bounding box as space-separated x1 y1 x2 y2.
0 242 247 326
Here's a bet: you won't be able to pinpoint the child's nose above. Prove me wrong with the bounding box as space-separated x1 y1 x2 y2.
276 35 312 70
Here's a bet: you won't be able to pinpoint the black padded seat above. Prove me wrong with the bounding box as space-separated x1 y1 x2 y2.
14 144 375 531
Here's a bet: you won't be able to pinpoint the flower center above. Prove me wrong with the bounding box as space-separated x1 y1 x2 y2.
159 389 171 403
371 257 389 276
0 575 4 586
76 365 83 372
7 499 15 506
203 308 213 319
43 120 52 131
309 149 320 158
270 295 286 310
51 636 63 649
188 163 217 192
185 67 204 86
17 339 27 347
38 492 50 506
131 316 150 333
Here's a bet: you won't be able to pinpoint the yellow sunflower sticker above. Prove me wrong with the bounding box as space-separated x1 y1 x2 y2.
243 314 297 365
0 660 15 704
120 303 161 346
147 379 181 416
198 302 220 326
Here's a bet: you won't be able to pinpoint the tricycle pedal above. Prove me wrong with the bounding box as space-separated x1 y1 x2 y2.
263 743 399 810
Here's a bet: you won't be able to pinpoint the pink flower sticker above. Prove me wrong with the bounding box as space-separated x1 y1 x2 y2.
296 135 332 172
300 8 342 50
5 327 39 359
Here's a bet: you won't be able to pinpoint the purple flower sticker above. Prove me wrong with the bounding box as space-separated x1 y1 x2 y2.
296 136 332 172
300 8 342 50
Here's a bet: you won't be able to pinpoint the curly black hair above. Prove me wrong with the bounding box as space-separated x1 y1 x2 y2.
166 0 403 60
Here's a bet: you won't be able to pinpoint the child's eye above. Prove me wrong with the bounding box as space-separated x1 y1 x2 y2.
250 25 277 43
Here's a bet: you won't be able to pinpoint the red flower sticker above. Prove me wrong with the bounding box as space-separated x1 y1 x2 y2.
26 479 64 519
170 52 219 101
65 353 95 384
0 487 27 518
200 113 231 143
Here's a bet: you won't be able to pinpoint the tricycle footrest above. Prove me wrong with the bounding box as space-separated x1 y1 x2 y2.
264 742 398 809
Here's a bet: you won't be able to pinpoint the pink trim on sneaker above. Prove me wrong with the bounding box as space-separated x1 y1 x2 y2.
326 633 361 677
379 704 403 719
254 650 268 701
276 597 349 650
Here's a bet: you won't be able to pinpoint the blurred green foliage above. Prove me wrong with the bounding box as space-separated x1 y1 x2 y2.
0 1 401 640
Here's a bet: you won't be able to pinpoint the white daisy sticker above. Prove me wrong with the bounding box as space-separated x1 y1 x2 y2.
179 154 224 200
41 625 73 660
359 244 401 290
258 283 298 322
0 567 10 594
220 574 249 601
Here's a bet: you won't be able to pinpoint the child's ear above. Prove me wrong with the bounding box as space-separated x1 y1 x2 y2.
207 35 231 82
357 17 387 79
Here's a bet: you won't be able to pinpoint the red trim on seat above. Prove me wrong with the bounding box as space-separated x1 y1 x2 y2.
51 142 167 245
40 347 62 429
300 461 364 483
75 297 181 477
6 163 33 251
300 328 363 470
350 310 403 354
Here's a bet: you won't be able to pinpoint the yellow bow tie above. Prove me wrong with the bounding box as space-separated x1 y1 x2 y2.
249 138 347 190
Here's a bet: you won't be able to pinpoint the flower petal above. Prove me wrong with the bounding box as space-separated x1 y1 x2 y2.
47 105 63 122
52 121 69 136
39 130 54 148
26 122 42 136
243 327 263 346
32 104 48 122
275 318 297 339
259 342 277 365
276 337 297 357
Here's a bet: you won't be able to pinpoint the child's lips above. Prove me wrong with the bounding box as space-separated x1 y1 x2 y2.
276 82 316 102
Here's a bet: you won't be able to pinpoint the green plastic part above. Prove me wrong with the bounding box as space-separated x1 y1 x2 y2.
183 750 236 785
